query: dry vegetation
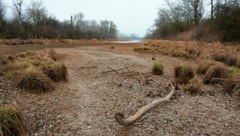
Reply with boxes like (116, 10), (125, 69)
(174, 64), (194, 84)
(0, 40), (240, 135)
(0, 104), (25, 136)
(0, 48), (67, 92)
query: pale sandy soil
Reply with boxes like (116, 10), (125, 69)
(0, 43), (239, 136)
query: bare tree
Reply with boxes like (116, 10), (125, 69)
(0, 0), (5, 34)
(26, 0), (47, 38)
(181, 0), (204, 26)
(0, 0), (4, 22)
(12, 0), (24, 23)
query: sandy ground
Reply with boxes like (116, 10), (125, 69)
(0, 44), (240, 136)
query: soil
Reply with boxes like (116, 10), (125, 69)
(0, 43), (240, 136)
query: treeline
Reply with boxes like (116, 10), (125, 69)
(146, 0), (240, 42)
(0, 0), (117, 39)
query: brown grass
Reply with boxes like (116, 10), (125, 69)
(212, 52), (227, 62)
(225, 55), (237, 66)
(41, 60), (68, 82)
(45, 49), (59, 61)
(0, 104), (25, 136)
(174, 64), (194, 84)
(15, 66), (53, 91)
(236, 58), (240, 68)
(185, 47), (201, 57)
(183, 78), (201, 94)
(222, 78), (240, 95)
(171, 51), (196, 60)
(0, 49), (67, 91)
(203, 64), (228, 84)
(197, 59), (215, 75)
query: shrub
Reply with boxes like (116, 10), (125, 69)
(203, 64), (228, 84)
(174, 64), (194, 84)
(111, 46), (115, 49)
(183, 78), (201, 94)
(197, 59), (215, 75)
(15, 66), (53, 91)
(15, 53), (26, 59)
(0, 104), (25, 136)
(41, 60), (67, 82)
(152, 61), (163, 75)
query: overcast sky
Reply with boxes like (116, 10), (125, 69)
(3, 0), (167, 37)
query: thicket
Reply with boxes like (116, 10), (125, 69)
(146, 0), (240, 42)
(0, 0), (117, 39)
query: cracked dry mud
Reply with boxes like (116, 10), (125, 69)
(0, 45), (240, 136)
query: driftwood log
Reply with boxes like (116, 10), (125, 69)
(115, 82), (178, 126)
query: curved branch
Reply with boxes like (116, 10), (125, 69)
(115, 82), (177, 126)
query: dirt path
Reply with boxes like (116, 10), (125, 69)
(1, 45), (240, 135)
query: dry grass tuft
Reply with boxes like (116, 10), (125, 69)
(197, 59), (215, 75)
(185, 47), (201, 57)
(6, 55), (15, 61)
(0, 104), (25, 136)
(212, 52), (227, 62)
(222, 78), (240, 95)
(45, 49), (59, 61)
(152, 61), (163, 75)
(183, 78), (201, 94)
(203, 64), (228, 84)
(174, 64), (194, 84)
(225, 55), (237, 66)
(15, 66), (53, 91)
(15, 53), (26, 59)
(171, 51), (196, 60)
(41, 60), (68, 82)
(236, 58), (240, 68)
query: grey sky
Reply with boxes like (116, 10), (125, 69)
(3, 0), (166, 37)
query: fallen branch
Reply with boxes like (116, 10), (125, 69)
(114, 82), (178, 126)
(105, 66), (130, 73)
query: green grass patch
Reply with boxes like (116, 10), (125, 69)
(229, 69), (240, 76)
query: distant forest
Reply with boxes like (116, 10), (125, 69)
(0, 0), (118, 39)
(146, 0), (240, 42)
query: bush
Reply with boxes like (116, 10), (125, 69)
(15, 66), (53, 91)
(152, 61), (163, 75)
(0, 104), (25, 136)
(197, 59), (215, 75)
(41, 60), (68, 82)
(203, 64), (228, 84)
(174, 64), (194, 84)
(183, 78), (201, 94)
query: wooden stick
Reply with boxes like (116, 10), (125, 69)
(115, 82), (178, 126)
